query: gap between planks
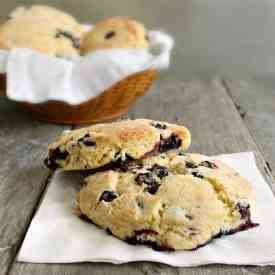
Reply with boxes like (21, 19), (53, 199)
(3, 124), (73, 275)
(8, 78), (275, 275)
(221, 78), (275, 186)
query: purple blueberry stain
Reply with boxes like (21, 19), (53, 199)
(125, 229), (176, 252)
(45, 147), (69, 169)
(191, 171), (204, 179)
(55, 29), (80, 49)
(141, 133), (182, 159)
(150, 164), (169, 179)
(135, 173), (160, 195)
(135, 173), (160, 194)
(185, 161), (197, 169)
(99, 190), (118, 202)
(135, 173), (156, 186)
(145, 182), (161, 195)
(119, 161), (143, 172)
(185, 214), (193, 220)
(105, 30), (116, 39)
(159, 133), (182, 153)
(199, 160), (218, 169)
(151, 122), (167, 130)
(78, 134), (96, 146)
(106, 228), (112, 235)
(235, 202), (250, 219)
(136, 197), (144, 209)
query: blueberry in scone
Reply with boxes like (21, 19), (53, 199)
(76, 152), (258, 251)
(0, 5), (84, 57)
(55, 30), (81, 50)
(45, 119), (191, 171)
(80, 17), (149, 54)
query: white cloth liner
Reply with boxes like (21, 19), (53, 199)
(0, 29), (173, 105)
(18, 152), (275, 266)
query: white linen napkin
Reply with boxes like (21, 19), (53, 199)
(0, 30), (173, 105)
(17, 152), (275, 266)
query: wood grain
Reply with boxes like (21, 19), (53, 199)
(8, 79), (275, 275)
(223, 78), (275, 181)
(0, 2), (274, 274)
(0, 99), (67, 275)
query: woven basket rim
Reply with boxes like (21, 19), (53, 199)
(0, 69), (157, 106)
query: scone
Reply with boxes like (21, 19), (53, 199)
(77, 152), (258, 251)
(81, 17), (149, 54)
(45, 119), (191, 171)
(0, 5), (84, 57)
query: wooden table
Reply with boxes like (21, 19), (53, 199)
(0, 77), (275, 275)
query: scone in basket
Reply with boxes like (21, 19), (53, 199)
(0, 69), (157, 124)
(0, 17), (172, 125)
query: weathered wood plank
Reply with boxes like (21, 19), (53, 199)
(9, 79), (275, 275)
(223, 79), (275, 180)
(0, 99), (68, 275)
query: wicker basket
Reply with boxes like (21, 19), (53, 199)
(0, 70), (157, 124)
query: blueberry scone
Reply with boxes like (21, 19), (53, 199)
(45, 119), (191, 171)
(0, 5), (84, 57)
(81, 17), (149, 54)
(76, 152), (258, 251)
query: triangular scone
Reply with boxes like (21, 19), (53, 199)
(77, 152), (258, 251)
(45, 119), (191, 171)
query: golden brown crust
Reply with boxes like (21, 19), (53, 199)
(0, 5), (84, 56)
(80, 17), (149, 54)
(77, 152), (257, 250)
(45, 119), (191, 171)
